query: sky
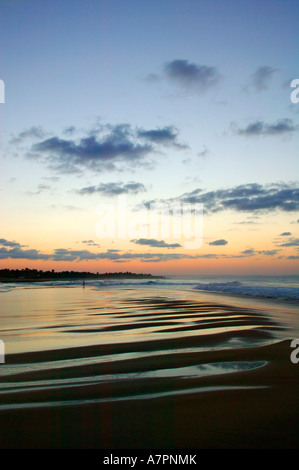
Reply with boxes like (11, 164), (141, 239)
(0, 0), (298, 276)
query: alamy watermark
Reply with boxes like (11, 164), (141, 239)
(0, 340), (4, 363)
(0, 79), (5, 103)
(290, 79), (299, 104)
(290, 339), (299, 364)
(95, 196), (203, 249)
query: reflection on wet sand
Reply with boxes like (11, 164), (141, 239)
(0, 285), (298, 448)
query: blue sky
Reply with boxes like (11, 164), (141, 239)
(0, 0), (298, 274)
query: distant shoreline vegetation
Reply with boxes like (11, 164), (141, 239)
(0, 268), (165, 282)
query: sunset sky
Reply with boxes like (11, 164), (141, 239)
(0, 0), (298, 275)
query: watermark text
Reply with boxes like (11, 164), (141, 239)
(290, 79), (299, 104)
(0, 340), (5, 363)
(95, 196), (203, 249)
(290, 339), (299, 364)
(0, 80), (5, 103)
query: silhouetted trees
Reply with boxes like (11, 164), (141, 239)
(0, 269), (164, 281)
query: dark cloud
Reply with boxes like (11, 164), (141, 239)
(76, 181), (146, 197)
(240, 248), (279, 257)
(163, 59), (222, 91)
(0, 238), (283, 264)
(234, 118), (298, 137)
(280, 232), (291, 236)
(278, 238), (299, 247)
(137, 126), (188, 150)
(32, 137), (151, 174)
(250, 66), (278, 92)
(131, 238), (182, 249)
(208, 239), (228, 246)
(81, 240), (100, 247)
(0, 246), (50, 260)
(23, 122), (189, 174)
(0, 238), (24, 248)
(174, 182), (299, 214)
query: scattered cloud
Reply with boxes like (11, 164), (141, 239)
(208, 239), (228, 246)
(278, 238), (299, 247)
(249, 66), (278, 92)
(10, 126), (47, 144)
(197, 146), (209, 158)
(241, 248), (279, 257)
(173, 182), (299, 214)
(163, 59), (222, 92)
(279, 232), (291, 236)
(145, 182), (299, 215)
(131, 238), (182, 249)
(137, 126), (189, 150)
(0, 245), (50, 260)
(0, 237), (284, 264)
(81, 240), (100, 247)
(0, 238), (24, 248)
(19, 122), (189, 174)
(233, 118), (298, 137)
(76, 181), (146, 197)
(26, 184), (51, 196)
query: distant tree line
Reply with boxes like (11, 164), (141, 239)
(0, 268), (165, 281)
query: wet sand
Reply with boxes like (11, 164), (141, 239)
(0, 286), (298, 448)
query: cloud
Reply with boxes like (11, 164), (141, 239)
(163, 59), (222, 91)
(0, 238), (24, 248)
(250, 66), (278, 92)
(76, 181), (146, 197)
(21, 122), (189, 174)
(0, 238), (219, 263)
(0, 237), (283, 264)
(279, 232), (291, 236)
(81, 240), (100, 247)
(240, 248), (279, 257)
(26, 184), (51, 196)
(278, 238), (299, 247)
(137, 126), (188, 150)
(233, 118), (298, 137)
(131, 238), (182, 249)
(32, 135), (151, 174)
(10, 126), (47, 144)
(208, 239), (228, 246)
(0, 245), (50, 260)
(173, 182), (299, 214)
(197, 146), (209, 158)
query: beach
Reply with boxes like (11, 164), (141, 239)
(0, 278), (298, 448)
